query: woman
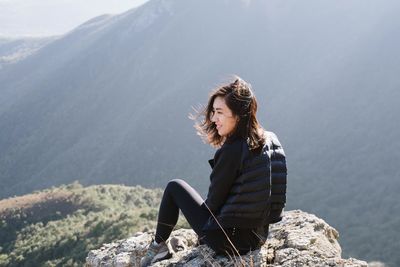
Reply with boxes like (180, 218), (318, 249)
(140, 76), (287, 266)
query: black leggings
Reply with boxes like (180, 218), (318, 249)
(155, 179), (268, 256)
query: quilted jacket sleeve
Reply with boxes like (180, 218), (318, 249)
(268, 131), (287, 224)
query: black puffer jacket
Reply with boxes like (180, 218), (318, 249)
(203, 130), (287, 230)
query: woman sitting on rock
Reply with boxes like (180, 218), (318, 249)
(140, 76), (287, 266)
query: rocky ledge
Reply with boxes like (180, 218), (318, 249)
(86, 210), (367, 267)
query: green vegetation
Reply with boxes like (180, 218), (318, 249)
(0, 181), (190, 267)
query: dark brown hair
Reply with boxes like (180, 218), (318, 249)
(190, 76), (265, 149)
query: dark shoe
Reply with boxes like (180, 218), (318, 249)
(140, 240), (172, 267)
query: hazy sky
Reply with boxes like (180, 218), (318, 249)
(0, 0), (149, 37)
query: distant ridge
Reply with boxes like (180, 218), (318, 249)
(0, 36), (56, 68)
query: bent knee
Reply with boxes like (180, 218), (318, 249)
(166, 178), (187, 190)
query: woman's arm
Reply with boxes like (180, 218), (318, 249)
(204, 141), (242, 214)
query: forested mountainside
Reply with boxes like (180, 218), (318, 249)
(0, 182), (189, 267)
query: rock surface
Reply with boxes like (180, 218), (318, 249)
(86, 210), (368, 266)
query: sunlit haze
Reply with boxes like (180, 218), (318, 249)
(0, 0), (149, 37)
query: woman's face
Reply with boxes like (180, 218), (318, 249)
(211, 96), (239, 137)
